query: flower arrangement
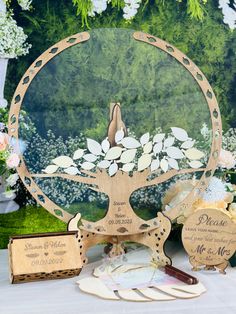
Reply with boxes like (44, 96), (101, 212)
(73, 0), (209, 26)
(0, 0), (32, 58)
(0, 123), (20, 198)
(72, 0), (235, 28)
(0, 12), (31, 58)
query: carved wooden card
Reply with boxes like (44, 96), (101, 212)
(182, 208), (236, 273)
(8, 231), (82, 283)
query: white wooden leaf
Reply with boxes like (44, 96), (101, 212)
(171, 127), (189, 141)
(81, 162), (95, 170)
(83, 154), (97, 162)
(153, 142), (163, 154)
(121, 137), (141, 149)
(64, 166), (79, 175)
(160, 159), (169, 172)
(168, 158), (179, 170)
(122, 163), (135, 172)
(143, 142), (152, 154)
(138, 154), (152, 171)
(87, 138), (102, 155)
(115, 129), (124, 143)
(181, 140), (195, 149)
(166, 146), (185, 159)
(153, 133), (165, 143)
(43, 165), (59, 174)
(101, 138), (110, 153)
(185, 148), (205, 160)
(120, 149), (137, 163)
(188, 160), (203, 169)
(73, 149), (84, 160)
(108, 163), (118, 176)
(164, 137), (175, 147)
(140, 132), (150, 145)
(151, 159), (160, 171)
(52, 156), (75, 168)
(105, 147), (123, 160)
(97, 160), (111, 169)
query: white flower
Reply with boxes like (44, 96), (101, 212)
(218, 149), (236, 169)
(200, 123), (210, 139)
(202, 177), (227, 202)
(6, 173), (19, 187)
(0, 13), (31, 58)
(123, 0), (141, 20)
(89, 0), (108, 16)
(17, 0), (32, 11)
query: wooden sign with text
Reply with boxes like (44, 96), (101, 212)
(182, 208), (236, 274)
(8, 231), (82, 283)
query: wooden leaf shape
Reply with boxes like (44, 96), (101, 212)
(143, 142), (153, 154)
(122, 163), (135, 172)
(115, 129), (124, 143)
(108, 162), (118, 176)
(160, 158), (169, 172)
(87, 138), (102, 155)
(181, 140), (195, 149)
(105, 147), (123, 160)
(166, 146), (185, 159)
(140, 132), (150, 145)
(153, 142), (163, 154)
(120, 149), (137, 163)
(151, 159), (160, 171)
(83, 154), (97, 162)
(97, 160), (111, 169)
(138, 154), (152, 171)
(171, 127), (189, 141)
(64, 166), (79, 175)
(168, 158), (179, 170)
(52, 156), (75, 168)
(101, 138), (110, 153)
(188, 160), (203, 168)
(81, 162), (95, 170)
(185, 148), (205, 160)
(73, 148), (84, 160)
(153, 133), (165, 143)
(43, 165), (59, 174)
(121, 137), (141, 149)
(164, 137), (175, 147)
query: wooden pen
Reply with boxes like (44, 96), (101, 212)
(164, 265), (198, 285)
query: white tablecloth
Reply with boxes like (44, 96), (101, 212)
(1, 244), (236, 314)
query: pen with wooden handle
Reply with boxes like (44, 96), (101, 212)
(164, 265), (198, 285)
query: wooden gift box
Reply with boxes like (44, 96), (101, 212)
(8, 231), (82, 284)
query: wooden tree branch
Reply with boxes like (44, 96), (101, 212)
(31, 173), (97, 186)
(134, 168), (207, 190)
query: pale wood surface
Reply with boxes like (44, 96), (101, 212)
(9, 232), (82, 283)
(182, 208), (236, 274)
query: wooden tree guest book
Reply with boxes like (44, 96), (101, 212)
(8, 28), (222, 275)
(8, 232), (82, 283)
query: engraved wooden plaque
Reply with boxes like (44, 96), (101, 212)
(182, 208), (236, 274)
(8, 231), (82, 283)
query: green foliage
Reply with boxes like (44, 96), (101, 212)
(4, 0), (235, 131)
(0, 205), (67, 249)
(186, 0), (207, 20)
(71, 0), (208, 25)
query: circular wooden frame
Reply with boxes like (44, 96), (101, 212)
(8, 30), (222, 223)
